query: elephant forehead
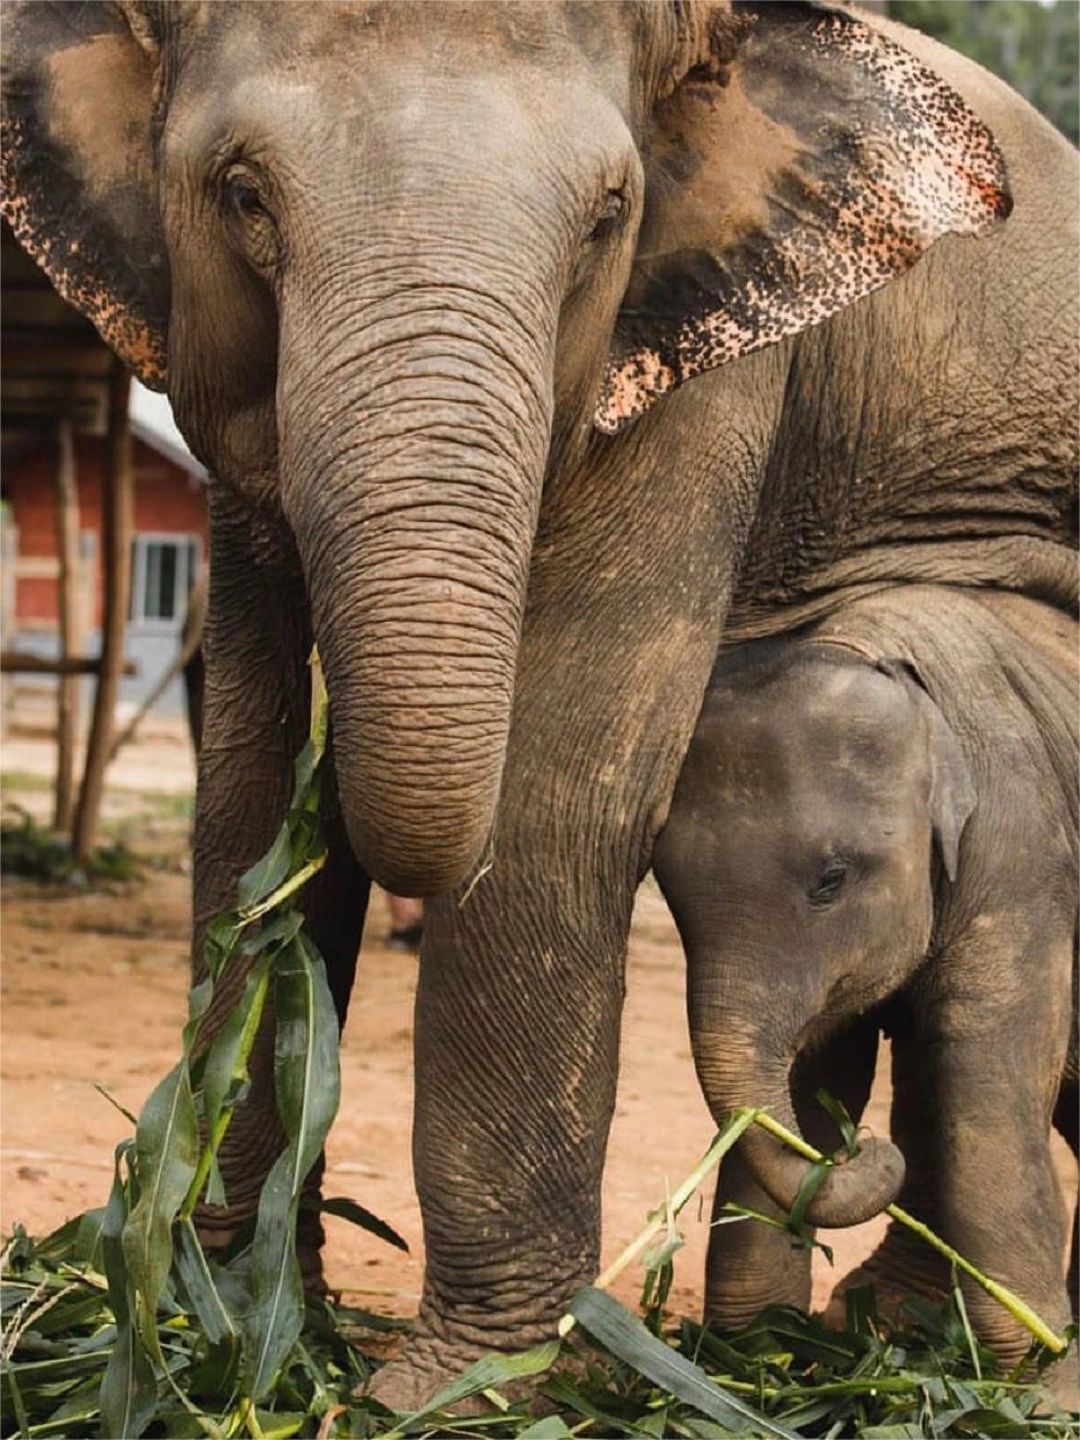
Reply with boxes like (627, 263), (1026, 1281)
(182, 1), (644, 79)
(699, 661), (924, 792)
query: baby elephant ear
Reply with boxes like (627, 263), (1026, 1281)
(595, 0), (1011, 432)
(1, 1), (169, 387)
(881, 659), (977, 884)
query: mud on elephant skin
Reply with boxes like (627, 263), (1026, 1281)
(654, 585), (1077, 1369)
(3, 0), (1076, 1406)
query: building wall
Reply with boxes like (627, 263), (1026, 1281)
(7, 435), (206, 630)
(4, 435), (207, 717)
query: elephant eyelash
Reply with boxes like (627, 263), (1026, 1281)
(807, 859), (850, 908)
(216, 161), (283, 275)
(218, 163), (273, 219)
(586, 187), (629, 244)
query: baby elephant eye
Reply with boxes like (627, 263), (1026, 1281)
(808, 859), (848, 908)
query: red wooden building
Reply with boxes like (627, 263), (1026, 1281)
(4, 421), (207, 712)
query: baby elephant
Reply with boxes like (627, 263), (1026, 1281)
(654, 585), (1077, 1370)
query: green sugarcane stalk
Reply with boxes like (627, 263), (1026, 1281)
(751, 1109), (1068, 1354)
(558, 1108), (757, 1339)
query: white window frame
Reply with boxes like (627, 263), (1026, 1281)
(129, 532), (202, 634)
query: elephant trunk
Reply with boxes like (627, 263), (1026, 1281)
(691, 1004), (905, 1229)
(278, 262), (555, 896)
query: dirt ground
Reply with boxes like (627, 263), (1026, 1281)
(2, 728), (1075, 1330)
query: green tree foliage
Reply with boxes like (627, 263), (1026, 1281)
(889, 0), (1079, 144)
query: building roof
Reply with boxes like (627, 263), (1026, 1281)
(131, 388), (206, 481)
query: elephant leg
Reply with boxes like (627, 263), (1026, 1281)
(844, 995), (952, 1319)
(368, 842), (633, 1406)
(191, 491), (367, 1287)
(704, 1017), (879, 1330)
(1053, 955), (1078, 1320)
(909, 924), (1072, 1371)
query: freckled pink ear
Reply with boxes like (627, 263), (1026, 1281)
(596, 0), (1010, 433)
(1, 1), (169, 386)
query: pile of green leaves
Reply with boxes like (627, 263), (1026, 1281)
(1, 805), (138, 885)
(1, 656), (1074, 1438)
(3, 1215), (1073, 1438)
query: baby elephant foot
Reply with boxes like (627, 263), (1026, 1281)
(824, 1219), (951, 1329)
(1043, 1349), (1079, 1415)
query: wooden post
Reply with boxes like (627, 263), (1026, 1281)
(0, 508), (15, 735)
(52, 416), (81, 833)
(73, 361), (133, 862)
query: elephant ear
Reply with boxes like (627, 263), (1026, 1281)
(595, 0), (1011, 432)
(879, 659), (976, 884)
(1, 1), (168, 387)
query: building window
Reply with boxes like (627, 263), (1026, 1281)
(129, 535), (200, 630)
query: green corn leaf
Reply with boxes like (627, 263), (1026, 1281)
(240, 1151), (304, 1401)
(74, 1208), (108, 1271)
(240, 910), (305, 958)
(236, 822), (293, 909)
(199, 957), (273, 1200)
(173, 1219), (239, 1351)
(787, 1159), (831, 1236)
(240, 937), (340, 1399)
(291, 737), (321, 803)
(318, 1197), (408, 1253)
(251, 1409), (306, 1439)
(568, 1287), (797, 1440)
(515, 1417), (576, 1439)
(121, 1062), (198, 1361)
(202, 913), (242, 985)
(814, 1089), (859, 1159)
(272, 936), (341, 1186)
(99, 1145), (157, 1440)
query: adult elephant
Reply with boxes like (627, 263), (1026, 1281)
(4, 0), (1076, 1405)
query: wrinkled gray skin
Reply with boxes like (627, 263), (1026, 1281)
(655, 585), (1077, 1373)
(3, 0), (1077, 1405)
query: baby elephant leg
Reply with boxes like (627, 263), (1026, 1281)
(832, 996), (954, 1318)
(917, 920), (1073, 1374)
(1053, 998), (1078, 1319)
(704, 1018), (878, 1329)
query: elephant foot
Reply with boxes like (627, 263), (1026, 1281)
(363, 1312), (564, 1415)
(1043, 1348), (1079, 1416)
(363, 1335), (508, 1414)
(705, 1223), (813, 1332)
(705, 1253), (813, 1332)
(823, 1217), (951, 1330)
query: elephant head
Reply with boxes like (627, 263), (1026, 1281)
(653, 642), (976, 1226)
(2, 1), (1006, 895)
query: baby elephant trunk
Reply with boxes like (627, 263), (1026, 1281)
(693, 1023), (905, 1229)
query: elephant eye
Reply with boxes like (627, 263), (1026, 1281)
(586, 187), (628, 244)
(223, 168), (269, 221)
(808, 859), (848, 909)
(220, 165), (281, 274)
